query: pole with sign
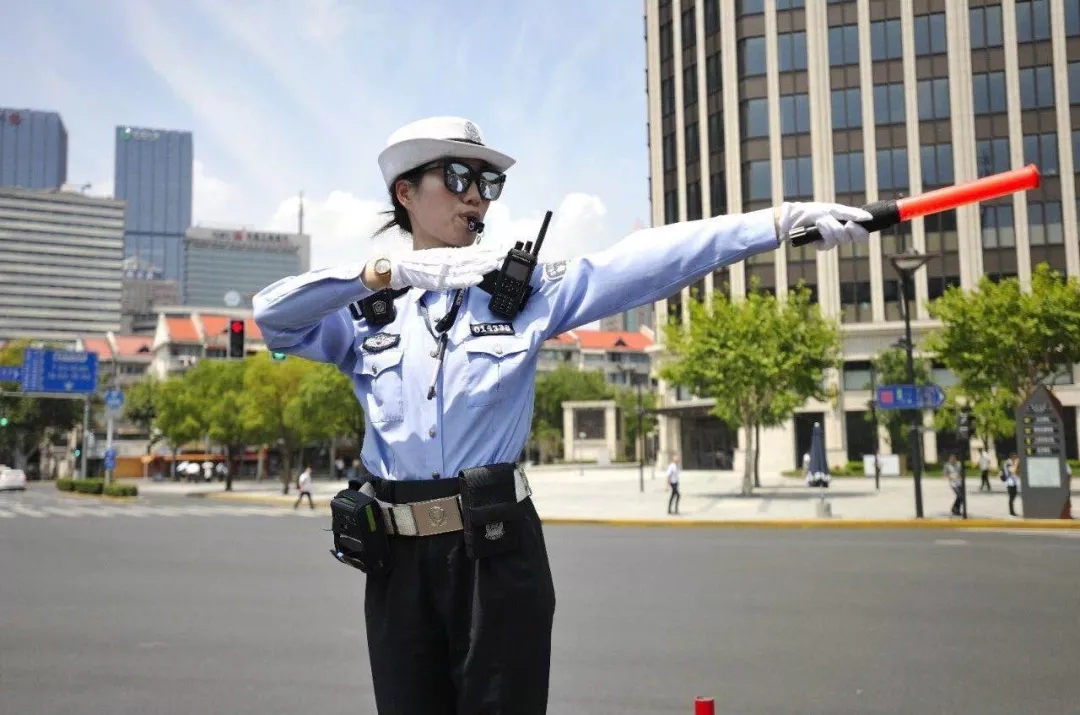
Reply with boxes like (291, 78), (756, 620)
(1016, 385), (1072, 519)
(103, 388), (124, 484)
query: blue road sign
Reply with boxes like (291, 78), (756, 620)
(0, 366), (22, 382)
(104, 388), (125, 412)
(21, 349), (99, 394)
(104, 447), (117, 471)
(875, 384), (946, 410)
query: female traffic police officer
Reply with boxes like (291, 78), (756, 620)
(252, 116), (872, 714)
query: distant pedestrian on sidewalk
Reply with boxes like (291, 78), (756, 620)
(977, 448), (991, 492)
(1002, 453), (1020, 517)
(944, 454), (963, 516)
(294, 465), (314, 510)
(666, 454), (681, 515)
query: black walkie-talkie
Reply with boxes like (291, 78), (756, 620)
(487, 210), (552, 320)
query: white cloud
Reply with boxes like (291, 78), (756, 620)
(191, 159), (243, 225)
(264, 190), (617, 271)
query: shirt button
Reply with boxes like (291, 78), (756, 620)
(428, 427), (437, 438)
(494, 346), (503, 355)
(432, 471), (441, 479)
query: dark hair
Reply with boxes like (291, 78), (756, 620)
(374, 171), (422, 237)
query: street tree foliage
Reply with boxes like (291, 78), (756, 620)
(926, 264), (1080, 443)
(933, 385), (1015, 454)
(287, 363), (365, 453)
(152, 377), (204, 478)
(864, 346), (932, 457)
(184, 359), (251, 491)
(123, 378), (160, 454)
(660, 282), (841, 495)
(0, 341), (86, 470)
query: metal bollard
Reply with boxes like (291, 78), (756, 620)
(694, 696), (715, 715)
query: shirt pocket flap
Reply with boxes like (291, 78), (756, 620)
(356, 348), (404, 376)
(463, 335), (530, 359)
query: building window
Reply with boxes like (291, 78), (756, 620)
(706, 52), (722, 95)
(920, 143), (954, 188)
(870, 19), (902, 62)
(980, 204), (1015, 249)
(877, 148), (909, 192)
(1027, 200), (1064, 246)
(913, 14), (946, 56)
(705, 2), (720, 35)
(1016, 0), (1051, 43)
(741, 98), (770, 138)
(662, 78), (675, 116)
(834, 152), (865, 193)
(976, 138), (1011, 177)
(1071, 62), (1080, 104)
(925, 211), (960, 302)
(843, 361), (874, 391)
(738, 0), (764, 16)
(873, 83), (905, 125)
(1019, 66), (1055, 109)
(973, 72), (1007, 115)
(687, 181), (702, 221)
(683, 65), (698, 107)
(970, 6), (1004, 48)
(660, 22), (673, 60)
(917, 78), (950, 121)
(777, 32), (807, 72)
(831, 87), (862, 129)
(780, 93), (810, 135)
(708, 111), (723, 153)
(1074, 130), (1080, 170)
(1067, 0), (1080, 36)
(664, 189), (678, 224)
(663, 133), (676, 171)
(828, 25), (859, 66)
(1023, 133), (1059, 176)
(744, 160), (772, 202)
(839, 281), (873, 324)
(682, 8), (696, 48)
(783, 156), (814, 199)
(685, 122), (700, 163)
(710, 171), (727, 216)
(776, 0), (805, 9)
(739, 37), (767, 76)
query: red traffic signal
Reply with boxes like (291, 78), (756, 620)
(230, 319), (244, 334)
(228, 319), (246, 358)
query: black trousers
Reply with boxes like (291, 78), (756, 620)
(668, 483), (680, 513)
(294, 491), (313, 509)
(980, 469), (991, 491)
(950, 484), (964, 515)
(363, 477), (557, 715)
(1007, 485), (1019, 516)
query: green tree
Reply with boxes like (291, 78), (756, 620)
(932, 385), (1015, 457)
(241, 352), (316, 493)
(532, 365), (614, 463)
(926, 264), (1080, 402)
(614, 385), (658, 462)
(864, 346), (932, 458)
(0, 341), (84, 471)
(287, 363), (365, 466)
(152, 377), (204, 479)
(185, 359), (252, 491)
(660, 282), (841, 495)
(124, 378), (161, 456)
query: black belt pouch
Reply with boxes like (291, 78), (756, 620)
(329, 488), (393, 575)
(458, 463), (525, 559)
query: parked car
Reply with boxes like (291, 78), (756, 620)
(0, 468), (28, 491)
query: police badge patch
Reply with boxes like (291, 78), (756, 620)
(471, 322), (514, 336)
(361, 333), (401, 353)
(543, 260), (568, 282)
(463, 121), (482, 143)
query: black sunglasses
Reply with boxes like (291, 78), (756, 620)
(416, 160), (506, 201)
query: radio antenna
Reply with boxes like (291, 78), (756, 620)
(531, 211), (553, 256)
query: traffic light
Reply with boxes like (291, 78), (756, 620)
(228, 319), (246, 359)
(0, 416), (8, 428)
(957, 409), (971, 439)
(271, 351), (287, 361)
(73, 447), (81, 459)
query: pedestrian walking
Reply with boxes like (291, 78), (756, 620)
(1002, 452), (1020, 517)
(253, 114), (871, 714)
(977, 448), (991, 492)
(293, 465), (314, 510)
(666, 454), (681, 515)
(944, 453), (964, 516)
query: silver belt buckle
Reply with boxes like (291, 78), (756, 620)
(411, 496), (463, 536)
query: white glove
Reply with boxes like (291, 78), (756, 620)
(776, 202), (873, 251)
(387, 244), (505, 291)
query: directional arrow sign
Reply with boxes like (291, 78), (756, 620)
(875, 384), (946, 410)
(0, 366), (22, 382)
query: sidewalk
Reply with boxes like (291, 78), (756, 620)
(121, 465), (1079, 528)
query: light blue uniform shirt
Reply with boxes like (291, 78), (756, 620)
(252, 209), (778, 481)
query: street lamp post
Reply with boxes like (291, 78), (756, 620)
(889, 250), (934, 518)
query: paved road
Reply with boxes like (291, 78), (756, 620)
(2, 488), (1078, 714)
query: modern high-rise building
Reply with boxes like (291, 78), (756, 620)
(644, 0), (1080, 471)
(0, 108), (68, 190)
(0, 187), (124, 342)
(114, 125), (193, 288)
(182, 226), (310, 309)
(599, 305), (656, 333)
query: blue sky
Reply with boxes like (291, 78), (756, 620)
(1, 0), (650, 268)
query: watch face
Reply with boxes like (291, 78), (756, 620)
(375, 258), (391, 275)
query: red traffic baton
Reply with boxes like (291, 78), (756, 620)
(694, 696), (716, 714)
(789, 164), (1041, 247)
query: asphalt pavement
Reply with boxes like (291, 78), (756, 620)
(2, 485), (1079, 714)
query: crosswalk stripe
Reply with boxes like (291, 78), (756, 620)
(0, 501), (326, 520)
(9, 503), (48, 518)
(0, 507), (15, 518)
(40, 506), (95, 517)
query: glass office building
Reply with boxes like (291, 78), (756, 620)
(183, 227), (306, 309)
(0, 108), (68, 189)
(114, 125), (193, 288)
(645, 0), (1080, 471)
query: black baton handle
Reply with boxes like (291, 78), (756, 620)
(788, 200), (902, 247)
